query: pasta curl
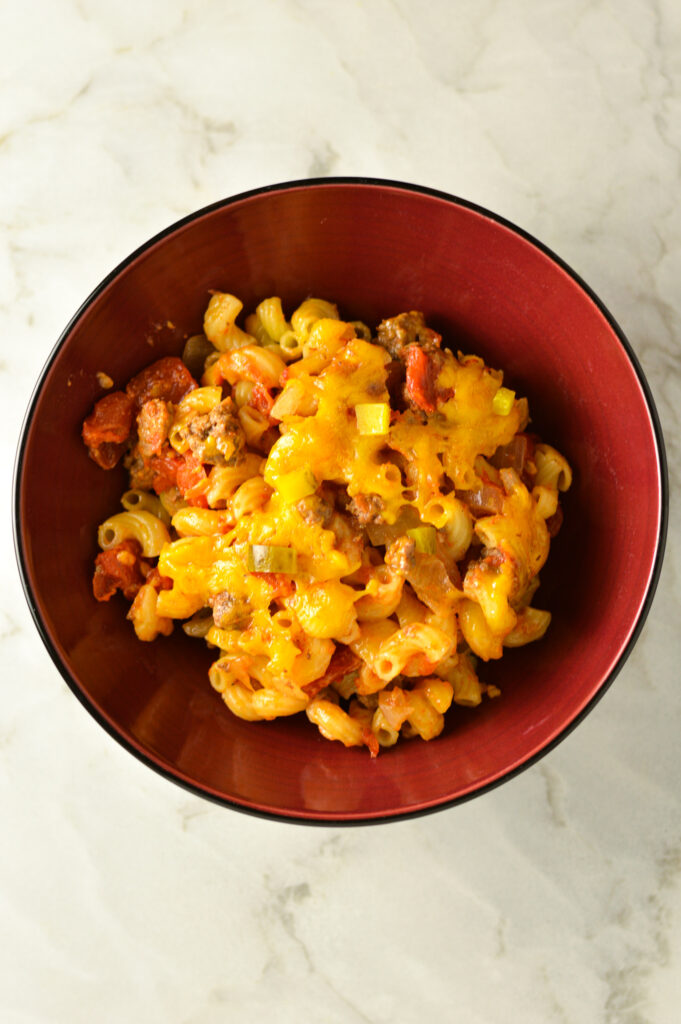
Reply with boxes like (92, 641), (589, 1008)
(85, 292), (571, 753)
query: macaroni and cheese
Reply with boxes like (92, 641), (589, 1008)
(82, 293), (571, 755)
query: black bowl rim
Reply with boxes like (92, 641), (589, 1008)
(12, 176), (669, 826)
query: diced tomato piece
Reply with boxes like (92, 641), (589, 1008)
(186, 491), (210, 508)
(176, 451), (210, 506)
(326, 646), (361, 684)
(149, 448), (183, 494)
(176, 451), (205, 493)
(92, 540), (146, 602)
(249, 381), (274, 416)
(126, 357), (197, 409)
(301, 678), (328, 700)
(302, 647), (360, 698)
(82, 391), (135, 468)
(405, 345), (437, 413)
(82, 391), (134, 445)
(88, 441), (127, 470)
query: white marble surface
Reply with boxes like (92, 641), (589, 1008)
(2, 0), (680, 1021)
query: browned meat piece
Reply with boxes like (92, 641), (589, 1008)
(376, 311), (441, 361)
(296, 494), (334, 526)
(137, 399), (173, 457)
(125, 449), (156, 491)
(385, 535), (416, 577)
(347, 493), (385, 526)
(124, 444), (182, 493)
(210, 590), (251, 628)
(185, 398), (245, 466)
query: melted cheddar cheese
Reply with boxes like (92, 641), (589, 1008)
(87, 294), (571, 755)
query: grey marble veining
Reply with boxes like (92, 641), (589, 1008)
(1, 1), (680, 1021)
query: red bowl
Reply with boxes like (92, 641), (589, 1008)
(13, 179), (668, 823)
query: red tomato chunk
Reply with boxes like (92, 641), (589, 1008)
(92, 540), (147, 602)
(82, 391), (135, 469)
(126, 357), (197, 408)
(405, 346), (438, 413)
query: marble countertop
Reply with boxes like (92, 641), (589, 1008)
(2, 1), (680, 1021)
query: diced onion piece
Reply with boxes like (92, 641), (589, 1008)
(355, 402), (390, 435)
(459, 484), (504, 517)
(406, 526), (437, 554)
(274, 467), (317, 503)
(492, 387), (515, 416)
(247, 544), (298, 574)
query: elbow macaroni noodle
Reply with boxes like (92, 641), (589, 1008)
(86, 292), (571, 755)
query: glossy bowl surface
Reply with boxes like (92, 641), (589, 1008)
(14, 178), (667, 823)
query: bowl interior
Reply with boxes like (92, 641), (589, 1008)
(16, 182), (665, 821)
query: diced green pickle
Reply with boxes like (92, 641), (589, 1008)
(406, 526), (437, 554)
(247, 544), (298, 574)
(275, 467), (317, 503)
(181, 333), (216, 379)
